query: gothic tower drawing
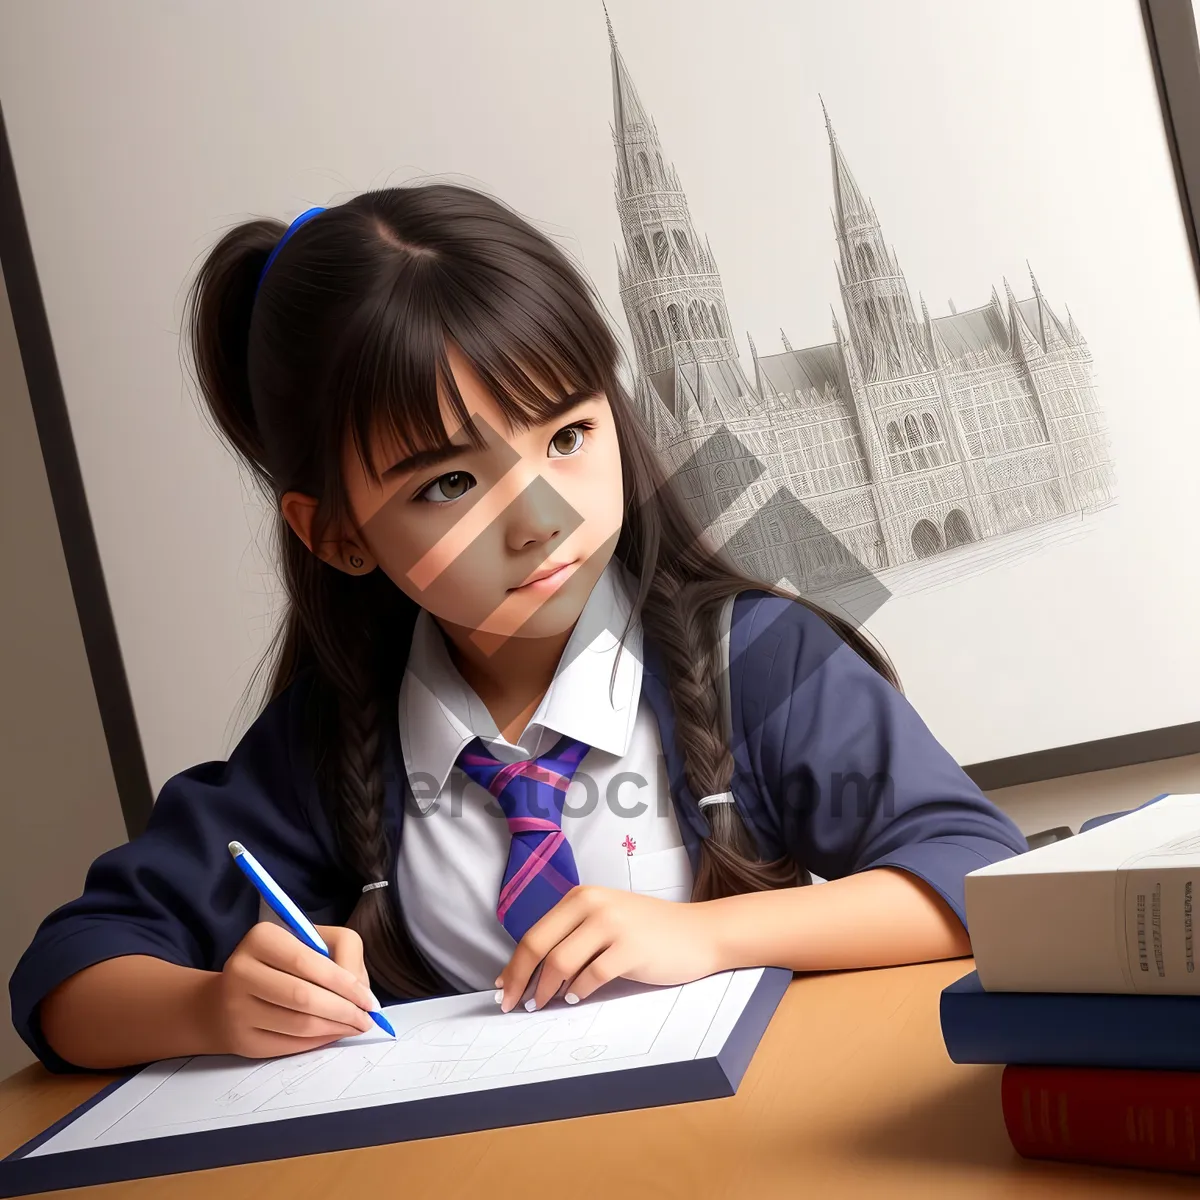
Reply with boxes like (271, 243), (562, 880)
(823, 105), (983, 567)
(827, 103), (929, 385)
(604, 16), (1117, 594)
(608, 9), (751, 426)
(607, 10), (817, 587)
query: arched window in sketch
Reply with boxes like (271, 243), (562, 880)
(637, 313), (653, 356)
(944, 508), (974, 548)
(647, 308), (665, 347)
(656, 152), (667, 180)
(667, 303), (686, 342)
(921, 411), (946, 465)
(653, 230), (671, 271)
(710, 304), (725, 338)
(688, 301), (707, 339)
(904, 414), (929, 470)
(886, 421), (912, 474)
(637, 151), (653, 187)
(911, 518), (943, 559)
(858, 242), (879, 276)
(633, 234), (653, 275)
(672, 230), (696, 271)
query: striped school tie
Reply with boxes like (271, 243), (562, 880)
(456, 733), (591, 944)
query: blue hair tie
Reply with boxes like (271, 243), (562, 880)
(255, 206), (326, 296)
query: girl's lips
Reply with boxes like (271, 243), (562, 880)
(511, 560), (579, 592)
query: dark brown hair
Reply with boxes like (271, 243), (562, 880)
(184, 183), (897, 999)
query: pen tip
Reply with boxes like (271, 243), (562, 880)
(228, 841), (244, 857)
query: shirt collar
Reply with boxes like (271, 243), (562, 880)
(398, 559), (643, 797)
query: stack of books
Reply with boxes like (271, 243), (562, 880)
(941, 792), (1200, 1176)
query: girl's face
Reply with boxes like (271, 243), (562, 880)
(323, 344), (625, 644)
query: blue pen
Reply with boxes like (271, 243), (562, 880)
(227, 841), (396, 1038)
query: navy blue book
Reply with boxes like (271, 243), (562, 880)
(0, 968), (789, 1198)
(941, 969), (1200, 1070)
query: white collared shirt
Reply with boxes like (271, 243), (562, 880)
(395, 562), (694, 992)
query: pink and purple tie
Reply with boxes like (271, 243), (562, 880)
(455, 733), (591, 943)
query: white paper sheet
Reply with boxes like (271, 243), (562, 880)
(28, 969), (764, 1156)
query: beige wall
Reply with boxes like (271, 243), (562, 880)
(985, 753), (1200, 839)
(0, 263), (127, 1078)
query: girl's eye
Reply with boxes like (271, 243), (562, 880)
(416, 421), (592, 502)
(418, 471), (474, 505)
(549, 421), (592, 458)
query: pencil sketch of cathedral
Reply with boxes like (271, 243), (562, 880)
(603, 16), (1117, 596)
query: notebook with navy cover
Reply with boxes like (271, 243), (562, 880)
(0, 967), (790, 1198)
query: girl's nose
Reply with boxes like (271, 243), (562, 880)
(504, 473), (578, 552)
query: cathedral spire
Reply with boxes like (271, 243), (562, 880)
(780, 328), (793, 352)
(607, 8), (753, 419)
(1004, 276), (1042, 358)
(823, 99), (874, 234)
(747, 330), (765, 399)
(826, 103), (927, 381)
(606, 7), (652, 193)
(990, 285), (1005, 323)
(1028, 263), (1070, 350)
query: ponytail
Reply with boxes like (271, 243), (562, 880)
(183, 220), (280, 483)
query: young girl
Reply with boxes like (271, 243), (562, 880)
(11, 185), (1027, 1072)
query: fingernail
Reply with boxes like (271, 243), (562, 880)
(366, 990), (383, 1012)
(524, 998), (537, 1012)
(565, 993), (579, 1005)
(493, 990), (504, 1004)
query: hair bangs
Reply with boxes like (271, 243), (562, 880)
(324, 259), (479, 496)
(439, 278), (612, 435)
(329, 241), (617, 500)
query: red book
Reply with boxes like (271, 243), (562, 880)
(1002, 1065), (1200, 1175)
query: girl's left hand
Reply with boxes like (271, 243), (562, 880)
(495, 886), (724, 1013)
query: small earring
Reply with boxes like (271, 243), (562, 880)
(349, 554), (364, 570)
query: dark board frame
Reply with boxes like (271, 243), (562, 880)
(0, 2), (1198, 837)
(0, 105), (154, 838)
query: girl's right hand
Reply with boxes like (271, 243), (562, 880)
(206, 921), (378, 1059)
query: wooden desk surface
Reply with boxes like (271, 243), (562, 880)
(1, 959), (1194, 1199)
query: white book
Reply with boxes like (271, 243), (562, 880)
(966, 793), (1200, 993)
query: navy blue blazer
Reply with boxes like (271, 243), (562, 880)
(9, 591), (1027, 1072)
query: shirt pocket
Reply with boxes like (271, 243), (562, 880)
(627, 846), (693, 903)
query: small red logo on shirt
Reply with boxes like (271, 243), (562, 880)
(622, 835), (636, 856)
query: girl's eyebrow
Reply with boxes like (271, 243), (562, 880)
(382, 389), (597, 479)
(383, 438), (473, 481)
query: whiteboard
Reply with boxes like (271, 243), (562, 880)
(1, 0), (1197, 792)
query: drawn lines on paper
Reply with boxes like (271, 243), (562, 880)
(86, 980), (709, 1143)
